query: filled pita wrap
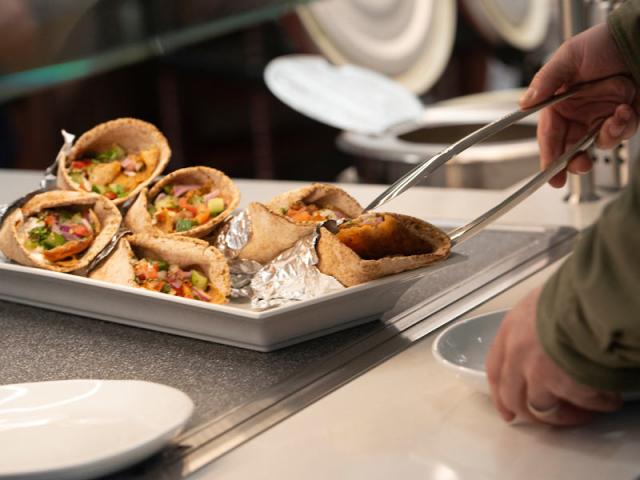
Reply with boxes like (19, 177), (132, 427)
(267, 183), (363, 222)
(231, 183), (364, 263)
(58, 118), (170, 206)
(125, 166), (239, 238)
(90, 233), (230, 304)
(0, 191), (122, 273)
(316, 212), (451, 287)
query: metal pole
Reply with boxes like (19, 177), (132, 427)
(561, 0), (600, 203)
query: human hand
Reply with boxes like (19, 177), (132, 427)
(485, 288), (623, 426)
(520, 23), (640, 188)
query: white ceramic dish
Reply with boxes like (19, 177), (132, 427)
(432, 310), (504, 395)
(0, 379), (193, 480)
(432, 310), (640, 401)
(0, 252), (456, 352)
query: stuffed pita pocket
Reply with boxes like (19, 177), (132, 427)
(0, 191), (122, 273)
(267, 183), (363, 223)
(230, 184), (364, 264)
(58, 118), (170, 206)
(125, 166), (239, 238)
(316, 212), (451, 286)
(90, 233), (230, 304)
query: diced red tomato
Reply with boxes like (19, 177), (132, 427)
(104, 191), (117, 200)
(146, 267), (158, 280)
(72, 225), (90, 237)
(71, 160), (92, 170)
(44, 215), (55, 227)
(178, 197), (198, 215)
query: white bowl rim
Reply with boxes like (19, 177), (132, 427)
(431, 309), (508, 379)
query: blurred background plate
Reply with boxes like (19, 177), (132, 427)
(460, 0), (552, 50)
(295, 0), (456, 94)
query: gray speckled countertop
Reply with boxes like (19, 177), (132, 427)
(0, 300), (380, 427)
(0, 227), (568, 430)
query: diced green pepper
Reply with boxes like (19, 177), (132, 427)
(190, 270), (208, 290)
(108, 183), (127, 198)
(147, 205), (156, 216)
(92, 184), (107, 195)
(155, 195), (176, 210)
(28, 226), (49, 244)
(96, 145), (125, 162)
(207, 198), (225, 216)
(42, 232), (66, 250)
(157, 260), (169, 271)
(175, 219), (197, 232)
(161, 283), (172, 294)
(70, 172), (84, 185)
(189, 195), (204, 205)
(163, 184), (173, 195)
(24, 239), (39, 250)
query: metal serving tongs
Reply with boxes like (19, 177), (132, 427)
(363, 77), (616, 245)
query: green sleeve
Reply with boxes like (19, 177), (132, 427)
(537, 162), (640, 392)
(608, 0), (640, 85)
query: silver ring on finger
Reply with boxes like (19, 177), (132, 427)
(527, 399), (560, 419)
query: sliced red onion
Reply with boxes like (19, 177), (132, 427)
(173, 184), (200, 198)
(203, 190), (220, 203)
(80, 218), (93, 233)
(120, 156), (135, 171)
(53, 223), (80, 241)
(192, 287), (211, 302)
(169, 279), (182, 289)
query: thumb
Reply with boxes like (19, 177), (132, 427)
(520, 42), (578, 108)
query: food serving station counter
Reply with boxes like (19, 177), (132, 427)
(2, 169), (636, 480)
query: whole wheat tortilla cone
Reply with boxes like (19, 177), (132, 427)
(234, 202), (316, 263)
(90, 233), (230, 303)
(125, 166), (240, 238)
(58, 118), (171, 206)
(267, 183), (363, 220)
(316, 213), (451, 287)
(0, 190), (122, 273)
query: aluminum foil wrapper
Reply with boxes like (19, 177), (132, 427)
(250, 232), (344, 309)
(215, 209), (344, 308)
(214, 210), (263, 299)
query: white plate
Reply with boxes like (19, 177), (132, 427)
(0, 253), (452, 352)
(264, 55), (423, 135)
(0, 379), (193, 480)
(432, 310), (640, 401)
(432, 310), (504, 395)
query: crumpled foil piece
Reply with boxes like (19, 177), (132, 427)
(214, 210), (262, 299)
(214, 208), (344, 308)
(250, 232), (344, 309)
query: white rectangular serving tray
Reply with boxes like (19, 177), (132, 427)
(0, 254), (456, 351)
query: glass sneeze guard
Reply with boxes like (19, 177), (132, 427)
(0, 0), (310, 103)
